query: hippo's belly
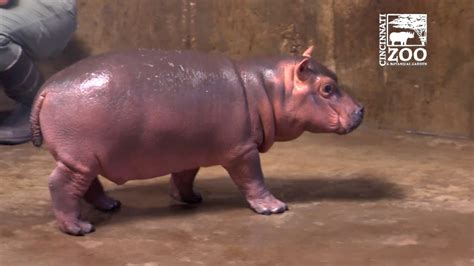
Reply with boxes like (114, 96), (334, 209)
(96, 123), (253, 184)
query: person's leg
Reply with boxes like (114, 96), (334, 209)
(0, 0), (77, 60)
(0, 36), (42, 144)
(0, 0), (76, 144)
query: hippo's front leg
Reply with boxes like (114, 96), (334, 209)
(224, 150), (288, 215)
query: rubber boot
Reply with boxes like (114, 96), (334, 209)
(0, 40), (43, 145)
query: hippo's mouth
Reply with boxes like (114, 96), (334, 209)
(336, 126), (351, 135)
(328, 105), (346, 134)
(334, 110), (353, 135)
(324, 104), (359, 135)
(335, 119), (349, 135)
(336, 114), (363, 135)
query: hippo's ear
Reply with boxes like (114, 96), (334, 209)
(295, 58), (312, 83)
(302, 46), (314, 57)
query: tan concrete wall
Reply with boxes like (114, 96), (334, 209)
(33, 0), (473, 139)
(331, 0), (473, 139)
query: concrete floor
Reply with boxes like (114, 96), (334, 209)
(0, 127), (472, 265)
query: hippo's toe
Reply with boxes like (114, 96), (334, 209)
(248, 195), (289, 215)
(92, 195), (122, 212)
(59, 219), (95, 236)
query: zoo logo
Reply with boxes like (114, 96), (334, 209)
(379, 14), (427, 66)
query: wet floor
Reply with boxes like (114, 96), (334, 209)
(0, 127), (472, 265)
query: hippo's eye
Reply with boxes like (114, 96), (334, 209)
(321, 84), (334, 96)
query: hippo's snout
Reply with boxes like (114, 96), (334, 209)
(338, 105), (364, 135)
(353, 106), (364, 125)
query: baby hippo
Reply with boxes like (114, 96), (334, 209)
(31, 46), (363, 235)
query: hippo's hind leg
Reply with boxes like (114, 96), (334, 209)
(48, 162), (96, 236)
(84, 177), (121, 212)
(169, 168), (202, 204)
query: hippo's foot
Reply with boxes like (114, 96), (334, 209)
(84, 177), (121, 212)
(57, 218), (95, 236)
(90, 195), (122, 212)
(170, 168), (202, 204)
(247, 194), (288, 215)
(170, 189), (203, 204)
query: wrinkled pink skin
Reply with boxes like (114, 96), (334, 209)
(31, 47), (363, 235)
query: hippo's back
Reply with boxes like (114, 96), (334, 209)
(43, 49), (238, 94)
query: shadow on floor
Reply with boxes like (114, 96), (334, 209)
(87, 175), (405, 226)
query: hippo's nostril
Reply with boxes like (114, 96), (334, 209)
(354, 106), (364, 116)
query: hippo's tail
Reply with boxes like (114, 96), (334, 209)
(30, 91), (46, 147)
